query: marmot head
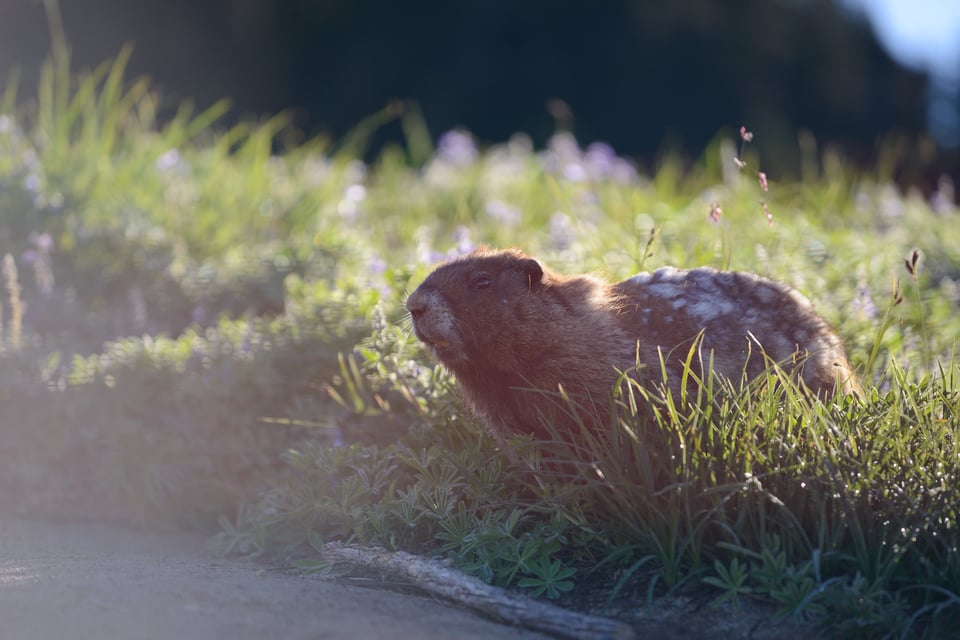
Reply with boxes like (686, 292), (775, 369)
(406, 249), (545, 372)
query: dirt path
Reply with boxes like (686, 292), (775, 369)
(0, 518), (552, 640)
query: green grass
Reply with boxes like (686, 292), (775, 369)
(2, 46), (959, 638)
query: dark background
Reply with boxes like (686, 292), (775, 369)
(0, 0), (955, 181)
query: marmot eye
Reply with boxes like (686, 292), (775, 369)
(472, 275), (492, 290)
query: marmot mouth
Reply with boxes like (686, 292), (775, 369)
(413, 328), (450, 350)
(419, 335), (461, 362)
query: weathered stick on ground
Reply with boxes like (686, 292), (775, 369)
(322, 542), (635, 640)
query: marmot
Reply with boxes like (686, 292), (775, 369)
(406, 248), (860, 440)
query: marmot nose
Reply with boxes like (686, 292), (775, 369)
(406, 291), (427, 318)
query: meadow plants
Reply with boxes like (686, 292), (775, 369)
(2, 46), (960, 637)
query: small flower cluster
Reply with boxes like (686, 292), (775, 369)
(420, 128), (629, 260)
(930, 175), (956, 214)
(2, 253), (22, 349)
(21, 232), (55, 297)
(427, 128), (638, 189)
(709, 202), (722, 223)
(711, 126), (773, 225)
(422, 130), (479, 190)
(0, 114), (55, 209)
(538, 132), (637, 184)
(415, 225), (477, 266)
(850, 272), (878, 321)
(364, 254), (392, 298)
(436, 129), (479, 168)
(155, 148), (186, 174)
(483, 199), (522, 227)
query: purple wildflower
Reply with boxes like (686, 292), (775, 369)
(850, 280), (878, 321)
(454, 226), (475, 254)
(584, 142), (615, 178)
(30, 232), (53, 252)
(436, 129), (478, 167)
(484, 200), (522, 226)
(931, 175), (955, 213)
(337, 183), (367, 220)
(155, 149), (184, 173)
(550, 212), (575, 250)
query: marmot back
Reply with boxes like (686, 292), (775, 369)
(406, 248), (859, 441)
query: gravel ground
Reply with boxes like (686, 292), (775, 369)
(0, 518), (552, 640)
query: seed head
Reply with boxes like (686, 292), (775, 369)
(904, 249), (921, 276)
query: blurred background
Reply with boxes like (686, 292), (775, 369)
(0, 0), (957, 182)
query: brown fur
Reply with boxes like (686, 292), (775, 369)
(406, 248), (859, 440)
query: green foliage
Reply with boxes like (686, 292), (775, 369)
(1, 289), (367, 525)
(3, 44), (960, 638)
(703, 557), (752, 610)
(516, 556), (577, 600)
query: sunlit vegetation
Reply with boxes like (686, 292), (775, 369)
(2, 49), (959, 638)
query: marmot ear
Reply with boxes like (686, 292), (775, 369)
(522, 259), (544, 291)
